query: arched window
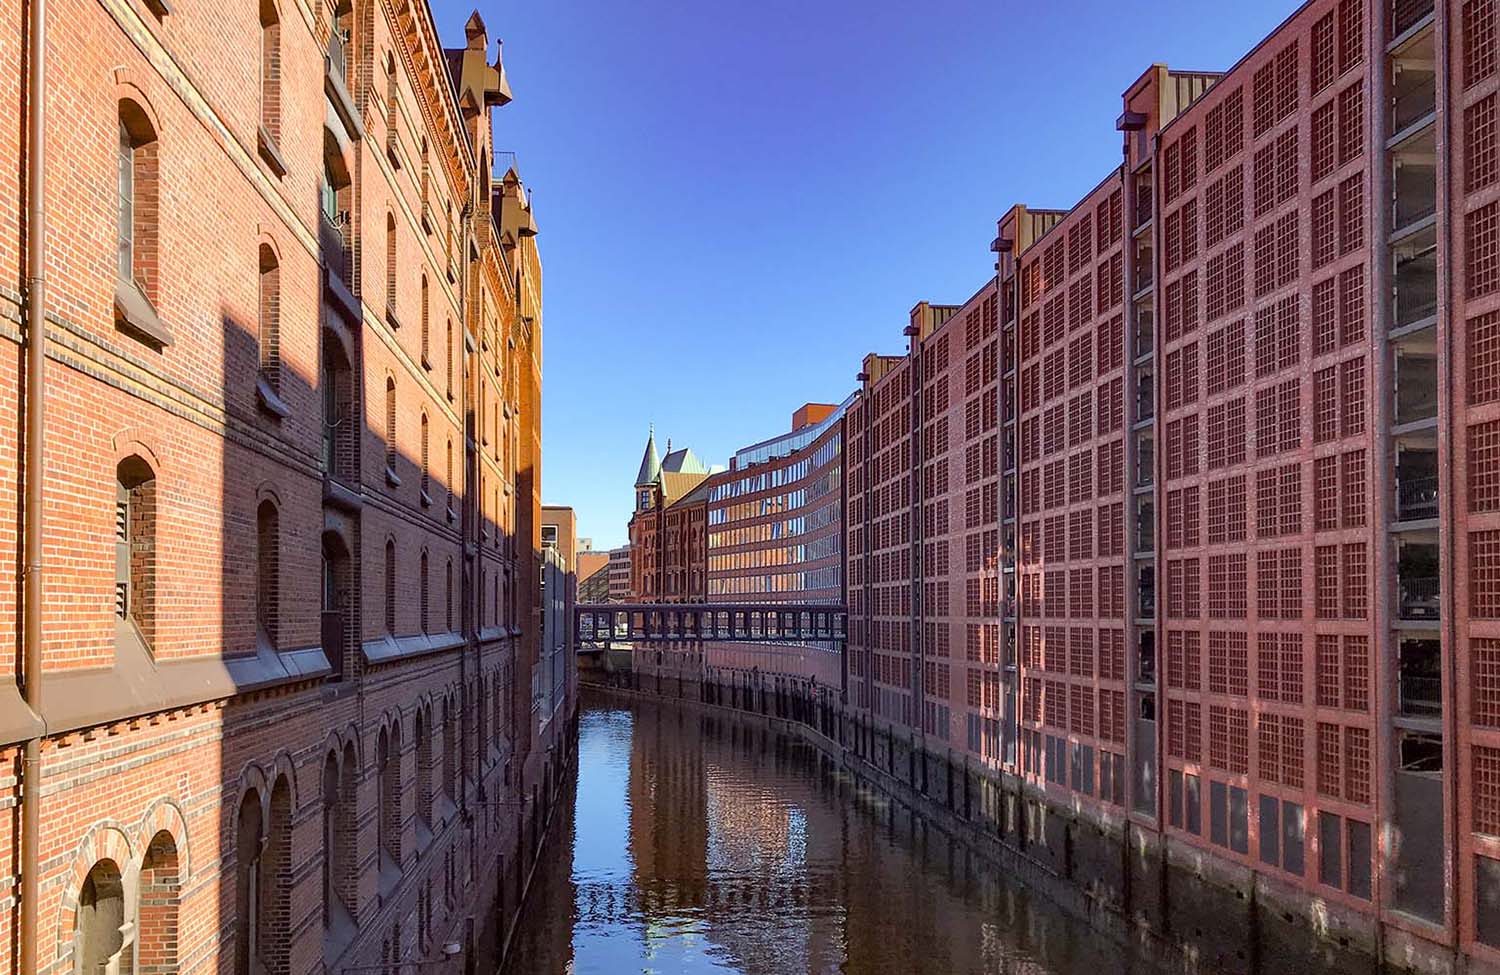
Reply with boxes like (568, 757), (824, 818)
(116, 99), (167, 345)
(384, 377), (397, 474)
(321, 530), (351, 681)
(419, 550), (429, 634)
(74, 860), (127, 975)
(415, 708), (433, 830)
(445, 559), (453, 632)
(116, 455), (157, 651)
(233, 794), (262, 975)
(445, 318), (454, 397)
(384, 539), (396, 634)
(385, 212), (398, 323)
(378, 723), (402, 869)
(258, 244), (281, 396)
(259, 0), (281, 144)
(321, 754), (338, 931)
(138, 832), (180, 975)
(419, 273), (430, 366)
(442, 697), (457, 803)
(445, 438), (454, 514)
(322, 332), (354, 481)
(420, 411), (430, 500)
(257, 499), (279, 650)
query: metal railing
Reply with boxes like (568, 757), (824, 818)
(1398, 672), (1442, 717)
(1393, 243), (1438, 328)
(1398, 575), (1440, 620)
(1392, 69), (1436, 134)
(1396, 474), (1439, 521)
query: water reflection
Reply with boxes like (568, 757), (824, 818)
(505, 690), (1155, 975)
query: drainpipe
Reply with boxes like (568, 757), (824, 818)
(20, 0), (47, 967)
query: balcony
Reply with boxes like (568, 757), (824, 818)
(1134, 179), (1154, 231)
(1133, 241), (1155, 294)
(1393, 332), (1438, 425)
(1136, 371), (1155, 423)
(1137, 565), (1156, 620)
(1397, 538), (1440, 620)
(1390, 30), (1436, 136)
(1391, 126), (1437, 232)
(1134, 307), (1155, 359)
(1392, 226), (1438, 330)
(1135, 497), (1155, 553)
(1395, 437), (1439, 521)
(1137, 631), (1157, 686)
(1135, 430), (1155, 488)
(1398, 637), (1442, 718)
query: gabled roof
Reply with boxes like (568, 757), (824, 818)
(661, 446), (706, 476)
(660, 471), (709, 506)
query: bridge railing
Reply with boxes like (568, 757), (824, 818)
(574, 603), (847, 647)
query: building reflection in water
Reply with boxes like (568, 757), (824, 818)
(505, 690), (1157, 975)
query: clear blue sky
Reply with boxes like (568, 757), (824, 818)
(434, 0), (1295, 549)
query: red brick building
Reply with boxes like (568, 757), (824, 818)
(843, 0), (1500, 968)
(0, 0), (567, 973)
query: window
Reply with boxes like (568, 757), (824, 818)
(445, 318), (454, 398)
(116, 455), (157, 651)
(442, 697), (457, 801)
(384, 539), (396, 634)
(419, 550), (429, 633)
(420, 412), (430, 502)
(137, 832), (181, 973)
(235, 780), (290, 975)
(256, 500), (278, 650)
(446, 438), (454, 514)
(259, 0), (281, 148)
(420, 273), (430, 366)
(384, 377), (398, 475)
(116, 100), (168, 345)
(320, 750), (357, 940)
(75, 861), (128, 975)
(386, 214), (399, 323)
(377, 726), (402, 871)
(445, 559), (454, 631)
(415, 708), (433, 829)
(257, 244), (283, 401)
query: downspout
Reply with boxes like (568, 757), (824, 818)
(20, 0), (47, 966)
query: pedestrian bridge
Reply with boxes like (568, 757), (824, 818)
(574, 603), (846, 649)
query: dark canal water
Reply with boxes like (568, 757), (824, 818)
(506, 690), (1156, 975)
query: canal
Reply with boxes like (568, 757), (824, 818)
(506, 690), (1158, 974)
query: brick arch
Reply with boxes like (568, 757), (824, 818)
(110, 430), (163, 473)
(55, 822), (137, 967)
(268, 749), (299, 810)
(134, 797), (192, 882)
(112, 72), (162, 139)
(235, 761), (271, 822)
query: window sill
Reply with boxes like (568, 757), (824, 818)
(257, 126), (288, 178)
(323, 476), (362, 512)
(256, 374), (291, 418)
(386, 135), (402, 170)
(421, 204), (434, 235)
(421, 352), (432, 371)
(386, 305), (402, 331)
(420, 488), (433, 508)
(446, 504), (457, 524)
(386, 466), (402, 488)
(115, 278), (172, 348)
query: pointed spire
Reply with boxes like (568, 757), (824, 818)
(635, 425), (662, 487)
